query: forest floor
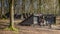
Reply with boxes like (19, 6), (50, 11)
(0, 19), (60, 34)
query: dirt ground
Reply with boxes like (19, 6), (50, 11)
(0, 26), (60, 34)
(0, 19), (60, 34)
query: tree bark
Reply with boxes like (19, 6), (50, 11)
(0, 0), (4, 19)
(9, 0), (14, 28)
(58, 0), (60, 16)
(37, 0), (41, 14)
(30, 0), (34, 14)
(0, 0), (2, 18)
(22, 0), (25, 13)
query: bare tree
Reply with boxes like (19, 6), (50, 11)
(0, 0), (4, 19)
(0, 0), (2, 18)
(7, 0), (17, 31)
(37, 0), (41, 14)
(29, 0), (34, 14)
(58, 0), (60, 16)
(22, 0), (25, 13)
(0, 0), (7, 19)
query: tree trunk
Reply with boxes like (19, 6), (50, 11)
(30, 0), (34, 14)
(7, 0), (17, 31)
(0, 0), (4, 19)
(37, 0), (41, 14)
(0, 0), (7, 19)
(1, 0), (4, 15)
(22, 0), (25, 13)
(9, 0), (14, 28)
(0, 0), (2, 18)
(59, 0), (60, 16)
(5, 0), (18, 31)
